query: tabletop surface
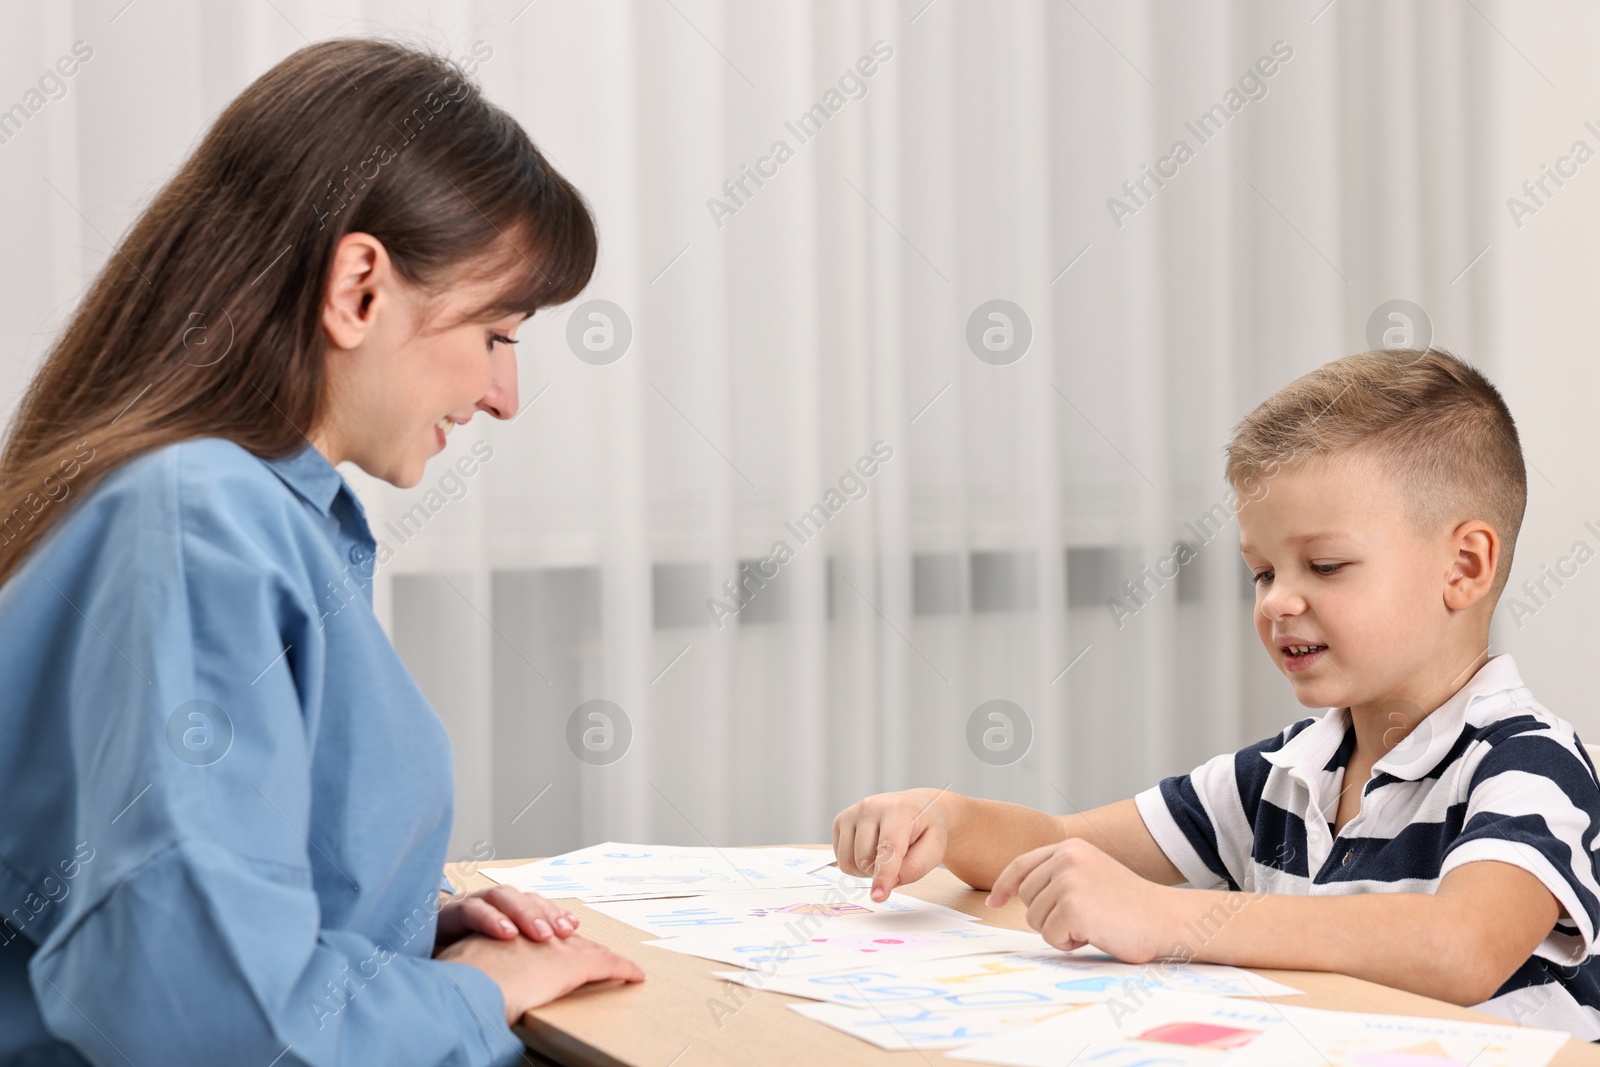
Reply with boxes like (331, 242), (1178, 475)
(444, 849), (1600, 1066)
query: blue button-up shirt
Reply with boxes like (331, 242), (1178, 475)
(0, 437), (519, 1066)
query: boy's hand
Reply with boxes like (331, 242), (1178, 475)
(986, 838), (1173, 963)
(435, 885), (580, 951)
(833, 787), (955, 902)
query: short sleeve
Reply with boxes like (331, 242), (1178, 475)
(1440, 726), (1600, 966)
(1134, 719), (1316, 892)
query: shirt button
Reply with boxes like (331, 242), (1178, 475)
(1341, 849), (1354, 866)
(348, 544), (370, 565)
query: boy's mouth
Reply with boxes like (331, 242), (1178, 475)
(1280, 643), (1327, 673)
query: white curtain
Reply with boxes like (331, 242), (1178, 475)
(6, 0), (1546, 867)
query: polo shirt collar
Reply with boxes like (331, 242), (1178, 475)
(1260, 653), (1526, 782)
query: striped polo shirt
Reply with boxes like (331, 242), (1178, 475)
(1134, 653), (1600, 1040)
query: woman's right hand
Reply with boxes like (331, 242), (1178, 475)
(438, 930), (646, 1025)
(832, 787), (959, 902)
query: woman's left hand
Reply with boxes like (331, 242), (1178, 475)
(434, 885), (581, 953)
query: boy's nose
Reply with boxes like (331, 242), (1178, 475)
(1259, 590), (1304, 620)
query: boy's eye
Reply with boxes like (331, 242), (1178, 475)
(487, 331), (519, 351)
(1250, 563), (1344, 587)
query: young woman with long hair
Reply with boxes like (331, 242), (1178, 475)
(0, 36), (643, 1066)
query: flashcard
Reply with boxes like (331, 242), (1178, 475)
(1226, 1004), (1569, 1067)
(586, 882), (976, 937)
(746, 847), (840, 874)
(787, 1001), (1090, 1051)
(947, 991), (1570, 1067)
(482, 842), (830, 901)
(646, 922), (1047, 976)
(714, 947), (1301, 1009)
(946, 991), (1289, 1066)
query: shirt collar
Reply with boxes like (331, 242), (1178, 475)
(260, 441), (346, 515)
(1261, 653), (1528, 782)
(259, 441), (373, 533)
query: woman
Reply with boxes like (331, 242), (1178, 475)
(0, 37), (643, 1066)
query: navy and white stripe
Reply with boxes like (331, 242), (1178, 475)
(1134, 653), (1600, 1040)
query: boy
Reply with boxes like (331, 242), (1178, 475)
(833, 349), (1600, 1039)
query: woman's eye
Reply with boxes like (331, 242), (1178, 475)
(487, 332), (518, 351)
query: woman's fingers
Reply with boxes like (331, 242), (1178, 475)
(480, 887), (580, 940)
(451, 896), (523, 939)
(575, 937), (646, 985)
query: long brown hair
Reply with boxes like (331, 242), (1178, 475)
(0, 36), (595, 586)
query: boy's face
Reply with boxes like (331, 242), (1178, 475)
(1236, 452), (1462, 716)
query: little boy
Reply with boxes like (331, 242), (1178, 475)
(834, 349), (1600, 1039)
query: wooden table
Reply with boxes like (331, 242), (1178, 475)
(445, 850), (1600, 1066)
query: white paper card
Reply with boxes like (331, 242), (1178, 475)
(647, 923), (1047, 976)
(1227, 1003), (1570, 1067)
(482, 842), (831, 901)
(788, 1001), (1092, 1051)
(715, 947), (1301, 1008)
(947, 991), (1289, 1066)
(748, 847), (840, 874)
(587, 883), (976, 938)
(948, 991), (1570, 1067)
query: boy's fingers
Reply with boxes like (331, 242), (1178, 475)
(897, 827), (945, 887)
(853, 822), (882, 883)
(833, 817), (860, 877)
(986, 844), (1052, 908)
(869, 826), (911, 902)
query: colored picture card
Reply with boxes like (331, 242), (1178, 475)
(946, 991), (1290, 1066)
(947, 991), (1569, 1067)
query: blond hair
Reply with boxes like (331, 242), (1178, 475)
(1225, 349), (1527, 603)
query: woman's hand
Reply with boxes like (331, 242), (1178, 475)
(437, 932), (646, 1025)
(435, 885), (580, 952)
(832, 787), (958, 902)
(986, 838), (1175, 963)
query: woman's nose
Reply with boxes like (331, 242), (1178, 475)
(479, 344), (520, 420)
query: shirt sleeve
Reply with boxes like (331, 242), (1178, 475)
(1440, 723), (1600, 967)
(25, 454), (521, 1067)
(1134, 719), (1316, 891)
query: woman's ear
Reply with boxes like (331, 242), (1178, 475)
(1444, 520), (1500, 612)
(320, 232), (389, 350)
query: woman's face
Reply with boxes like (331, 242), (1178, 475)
(316, 233), (524, 488)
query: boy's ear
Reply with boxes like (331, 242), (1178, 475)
(1443, 520), (1500, 611)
